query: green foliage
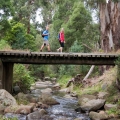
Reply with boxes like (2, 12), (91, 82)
(58, 75), (72, 87)
(4, 22), (36, 51)
(115, 56), (120, 79)
(74, 83), (102, 95)
(0, 0), (13, 17)
(0, 20), (11, 39)
(0, 116), (18, 120)
(13, 64), (35, 91)
(62, 2), (92, 50)
(69, 40), (84, 52)
(106, 107), (119, 116)
(106, 82), (118, 103)
(0, 39), (11, 50)
(16, 98), (29, 105)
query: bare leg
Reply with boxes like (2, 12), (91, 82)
(40, 44), (44, 51)
(47, 45), (51, 52)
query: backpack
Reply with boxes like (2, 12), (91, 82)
(58, 33), (60, 40)
(41, 30), (44, 38)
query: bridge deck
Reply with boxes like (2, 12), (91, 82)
(0, 51), (119, 65)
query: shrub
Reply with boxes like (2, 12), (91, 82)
(13, 64), (35, 92)
(0, 39), (11, 50)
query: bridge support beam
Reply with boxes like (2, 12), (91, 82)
(0, 60), (14, 93)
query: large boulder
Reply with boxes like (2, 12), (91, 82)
(35, 84), (50, 89)
(41, 88), (52, 94)
(4, 103), (35, 114)
(97, 92), (109, 99)
(0, 89), (17, 113)
(78, 94), (97, 106)
(0, 104), (6, 114)
(81, 99), (105, 111)
(27, 109), (48, 120)
(39, 93), (60, 105)
(59, 87), (72, 93)
(16, 92), (39, 103)
(104, 104), (117, 111)
(89, 111), (109, 120)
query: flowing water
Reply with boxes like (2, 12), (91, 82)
(5, 93), (90, 120)
(47, 95), (90, 120)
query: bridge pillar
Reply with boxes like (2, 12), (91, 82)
(0, 60), (14, 93)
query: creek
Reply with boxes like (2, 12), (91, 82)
(4, 94), (90, 120)
(4, 81), (91, 120)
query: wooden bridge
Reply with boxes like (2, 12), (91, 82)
(0, 51), (119, 93)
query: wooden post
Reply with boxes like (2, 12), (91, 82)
(0, 60), (14, 93)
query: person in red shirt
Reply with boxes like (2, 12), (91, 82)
(57, 28), (65, 52)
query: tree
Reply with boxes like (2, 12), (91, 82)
(4, 22), (36, 51)
(0, 0), (13, 38)
(83, 0), (120, 52)
(63, 2), (92, 50)
(100, 0), (120, 52)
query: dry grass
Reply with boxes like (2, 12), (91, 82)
(77, 66), (117, 95)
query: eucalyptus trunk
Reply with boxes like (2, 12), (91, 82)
(100, 0), (120, 52)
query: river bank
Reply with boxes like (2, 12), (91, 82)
(0, 66), (120, 120)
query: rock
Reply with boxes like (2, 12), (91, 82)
(4, 105), (18, 113)
(28, 103), (36, 108)
(78, 94), (96, 106)
(41, 88), (52, 94)
(89, 111), (109, 120)
(27, 109), (47, 120)
(15, 105), (34, 114)
(13, 85), (21, 94)
(31, 89), (41, 94)
(74, 118), (82, 120)
(5, 103), (36, 114)
(52, 83), (61, 90)
(30, 86), (35, 91)
(81, 99), (105, 111)
(44, 81), (53, 85)
(59, 88), (71, 93)
(35, 84), (50, 89)
(97, 92), (109, 99)
(104, 104), (117, 110)
(71, 93), (78, 98)
(37, 102), (49, 109)
(17, 92), (26, 100)
(0, 104), (6, 114)
(17, 93), (39, 103)
(101, 83), (108, 90)
(51, 78), (57, 83)
(0, 89), (17, 113)
(39, 93), (60, 105)
(75, 107), (86, 113)
(44, 77), (51, 81)
(64, 94), (77, 99)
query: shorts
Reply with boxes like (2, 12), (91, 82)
(43, 40), (49, 46)
(59, 41), (64, 47)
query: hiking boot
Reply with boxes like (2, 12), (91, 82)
(40, 50), (42, 52)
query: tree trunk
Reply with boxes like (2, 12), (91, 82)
(100, 0), (120, 52)
(83, 65), (95, 81)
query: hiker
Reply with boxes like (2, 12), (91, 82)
(57, 28), (65, 52)
(40, 26), (51, 52)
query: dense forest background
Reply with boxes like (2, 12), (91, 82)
(0, 0), (120, 90)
